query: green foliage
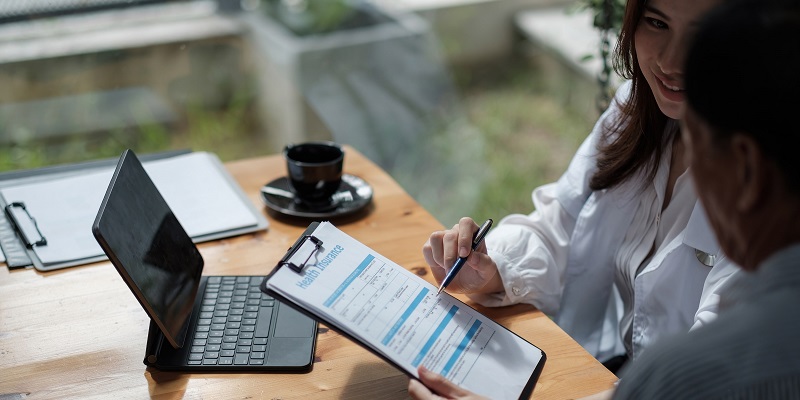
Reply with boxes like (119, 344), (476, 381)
(262, 0), (385, 36)
(574, 0), (627, 31)
(442, 57), (595, 225)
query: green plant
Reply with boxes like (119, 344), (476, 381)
(575, 0), (626, 31)
(573, 0), (627, 111)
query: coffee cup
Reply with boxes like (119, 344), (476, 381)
(283, 141), (344, 207)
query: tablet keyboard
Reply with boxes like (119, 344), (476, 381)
(188, 276), (275, 366)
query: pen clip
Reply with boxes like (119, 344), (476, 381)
(471, 219), (493, 249)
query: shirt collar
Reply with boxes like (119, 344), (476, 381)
(682, 201), (722, 257)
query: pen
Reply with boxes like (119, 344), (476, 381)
(437, 219), (493, 295)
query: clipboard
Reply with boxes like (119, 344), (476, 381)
(0, 150), (269, 271)
(261, 222), (546, 400)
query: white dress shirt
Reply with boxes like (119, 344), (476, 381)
(469, 81), (742, 361)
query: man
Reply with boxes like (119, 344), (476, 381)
(409, 0), (800, 398)
(613, 0), (800, 397)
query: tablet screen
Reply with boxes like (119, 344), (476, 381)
(93, 150), (203, 348)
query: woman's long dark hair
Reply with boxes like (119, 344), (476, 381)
(589, 0), (672, 191)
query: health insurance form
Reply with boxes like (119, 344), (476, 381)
(266, 222), (545, 400)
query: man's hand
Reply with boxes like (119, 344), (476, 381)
(407, 366), (489, 400)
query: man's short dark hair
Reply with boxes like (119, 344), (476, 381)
(685, 0), (800, 193)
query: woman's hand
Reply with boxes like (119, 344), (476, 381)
(423, 217), (503, 294)
(408, 366), (489, 400)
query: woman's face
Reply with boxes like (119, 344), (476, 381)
(634, 0), (722, 119)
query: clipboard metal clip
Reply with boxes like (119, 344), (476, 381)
(279, 235), (323, 273)
(4, 201), (47, 248)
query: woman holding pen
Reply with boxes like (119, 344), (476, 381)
(419, 0), (738, 377)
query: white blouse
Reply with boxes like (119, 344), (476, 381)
(615, 136), (696, 357)
(468, 81), (742, 361)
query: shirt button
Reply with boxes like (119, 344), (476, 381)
(512, 286), (521, 296)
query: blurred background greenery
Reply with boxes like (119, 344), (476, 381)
(0, 0), (614, 225)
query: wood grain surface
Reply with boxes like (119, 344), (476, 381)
(0, 147), (616, 399)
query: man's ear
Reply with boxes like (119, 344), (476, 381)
(730, 133), (766, 212)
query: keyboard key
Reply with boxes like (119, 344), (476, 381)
(237, 339), (253, 346)
(254, 338), (267, 345)
(206, 344), (221, 352)
(222, 343), (236, 350)
(249, 358), (264, 365)
(221, 350), (235, 357)
(223, 335), (238, 343)
(218, 357), (233, 365)
(252, 345), (266, 352)
(251, 352), (265, 359)
(188, 353), (203, 361)
(203, 358), (217, 365)
(191, 346), (205, 353)
(208, 337), (222, 345)
(204, 351), (219, 359)
(236, 346), (251, 353)
(234, 353), (249, 365)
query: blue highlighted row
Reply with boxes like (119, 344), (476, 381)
(382, 288), (429, 345)
(441, 319), (482, 377)
(324, 254), (374, 307)
(412, 305), (459, 367)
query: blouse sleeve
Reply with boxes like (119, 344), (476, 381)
(467, 82), (631, 315)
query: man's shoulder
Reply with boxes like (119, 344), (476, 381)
(615, 294), (800, 399)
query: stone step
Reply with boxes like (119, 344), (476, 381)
(514, 6), (621, 87)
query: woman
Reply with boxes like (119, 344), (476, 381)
(421, 0), (737, 375)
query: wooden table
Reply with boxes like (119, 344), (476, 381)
(0, 147), (617, 399)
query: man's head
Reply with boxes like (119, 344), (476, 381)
(682, 0), (800, 270)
